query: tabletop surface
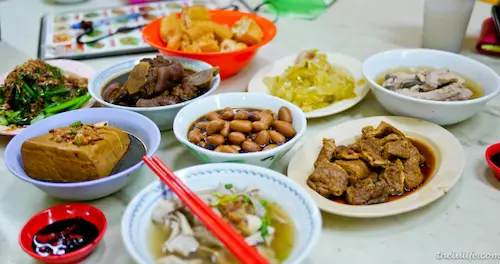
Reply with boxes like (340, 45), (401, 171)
(1, 0), (500, 263)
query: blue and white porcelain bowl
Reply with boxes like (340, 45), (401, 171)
(88, 55), (221, 131)
(4, 108), (161, 201)
(173, 92), (307, 168)
(122, 163), (322, 264)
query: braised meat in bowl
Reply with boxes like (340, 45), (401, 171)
(102, 56), (219, 108)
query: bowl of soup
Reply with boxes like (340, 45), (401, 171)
(173, 92), (307, 168)
(4, 108), (161, 200)
(121, 163), (322, 264)
(362, 49), (500, 125)
(88, 55), (220, 131)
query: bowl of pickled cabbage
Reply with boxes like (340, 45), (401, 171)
(248, 50), (369, 119)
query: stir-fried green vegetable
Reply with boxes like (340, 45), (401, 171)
(0, 59), (90, 127)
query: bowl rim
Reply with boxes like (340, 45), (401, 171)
(362, 48), (500, 106)
(19, 203), (107, 261)
(173, 92), (308, 159)
(142, 9), (277, 56)
(88, 55), (221, 112)
(4, 108), (161, 188)
(121, 162), (322, 264)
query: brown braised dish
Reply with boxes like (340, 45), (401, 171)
(21, 121), (130, 183)
(101, 56), (219, 107)
(307, 121), (435, 205)
(188, 107), (296, 153)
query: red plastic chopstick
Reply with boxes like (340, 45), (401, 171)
(143, 156), (269, 264)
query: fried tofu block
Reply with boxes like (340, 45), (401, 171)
(232, 16), (263, 45)
(220, 39), (247, 52)
(160, 14), (183, 44)
(197, 38), (219, 52)
(186, 23), (215, 40)
(181, 6), (210, 28)
(210, 22), (232, 40)
(21, 126), (130, 183)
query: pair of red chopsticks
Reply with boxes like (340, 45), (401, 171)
(142, 156), (269, 264)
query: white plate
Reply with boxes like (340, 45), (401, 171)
(287, 116), (464, 218)
(247, 52), (369, 119)
(0, 60), (96, 136)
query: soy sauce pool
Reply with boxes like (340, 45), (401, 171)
(32, 218), (98, 257)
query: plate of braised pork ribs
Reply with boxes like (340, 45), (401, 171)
(287, 116), (464, 217)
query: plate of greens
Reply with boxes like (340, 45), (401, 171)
(0, 59), (96, 135)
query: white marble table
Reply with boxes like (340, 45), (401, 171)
(1, 0), (500, 263)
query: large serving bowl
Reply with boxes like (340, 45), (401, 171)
(173, 92), (307, 168)
(362, 49), (500, 125)
(142, 10), (277, 79)
(4, 108), (161, 201)
(88, 55), (220, 131)
(122, 163), (322, 264)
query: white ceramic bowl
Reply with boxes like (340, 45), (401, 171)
(122, 163), (322, 264)
(173, 93), (307, 168)
(4, 108), (161, 201)
(362, 49), (500, 125)
(89, 55), (221, 131)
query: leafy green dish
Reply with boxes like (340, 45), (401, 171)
(0, 59), (91, 127)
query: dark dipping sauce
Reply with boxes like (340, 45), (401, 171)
(490, 153), (500, 168)
(32, 218), (99, 257)
(332, 138), (436, 205)
(188, 107), (296, 153)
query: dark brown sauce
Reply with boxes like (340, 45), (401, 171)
(491, 153), (500, 168)
(331, 138), (436, 205)
(32, 218), (99, 257)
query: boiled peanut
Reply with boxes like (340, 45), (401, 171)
(234, 110), (249, 120)
(229, 120), (253, 133)
(273, 120), (296, 138)
(207, 134), (225, 146)
(215, 145), (239, 153)
(228, 132), (246, 145)
(188, 128), (202, 143)
(242, 140), (261, 152)
(206, 120), (225, 135)
(262, 109), (274, 116)
(248, 111), (261, 121)
(196, 121), (208, 130)
(198, 141), (207, 148)
(220, 121), (230, 137)
(230, 145), (242, 152)
(207, 112), (220, 121)
(252, 121), (267, 132)
(220, 107), (234, 121)
(263, 144), (278, 151)
(269, 130), (286, 144)
(260, 113), (274, 127)
(254, 130), (271, 146)
(278, 107), (293, 123)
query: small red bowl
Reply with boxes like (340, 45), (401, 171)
(19, 204), (107, 264)
(142, 10), (277, 79)
(486, 143), (500, 181)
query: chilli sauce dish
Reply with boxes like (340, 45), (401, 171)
(173, 93), (307, 168)
(287, 116), (465, 218)
(19, 203), (106, 264)
(362, 49), (500, 125)
(485, 143), (500, 181)
(0, 59), (96, 135)
(121, 163), (322, 264)
(142, 8), (277, 79)
(5, 108), (161, 201)
(89, 55), (220, 131)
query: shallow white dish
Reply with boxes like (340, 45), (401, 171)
(363, 49), (500, 125)
(0, 60), (96, 136)
(122, 163), (322, 264)
(173, 92), (307, 168)
(287, 116), (464, 218)
(248, 52), (369, 119)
